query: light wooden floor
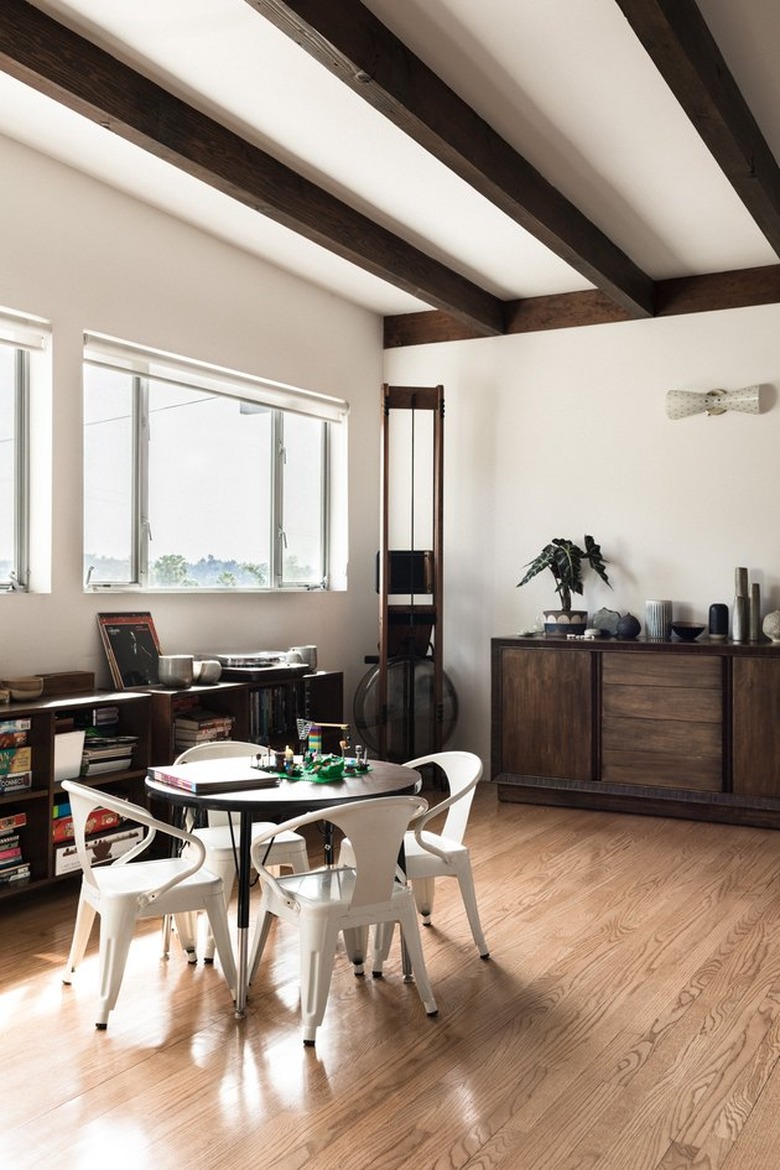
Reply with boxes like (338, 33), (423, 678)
(5, 783), (780, 1169)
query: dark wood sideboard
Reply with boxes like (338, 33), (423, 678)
(491, 635), (780, 829)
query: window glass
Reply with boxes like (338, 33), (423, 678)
(147, 382), (273, 588)
(83, 366), (135, 585)
(281, 412), (325, 586)
(0, 348), (16, 585)
(83, 344), (339, 591)
(0, 347), (30, 591)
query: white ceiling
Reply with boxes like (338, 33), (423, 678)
(2, 0), (778, 317)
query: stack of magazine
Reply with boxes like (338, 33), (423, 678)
(81, 733), (138, 776)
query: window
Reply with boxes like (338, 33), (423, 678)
(83, 335), (348, 591)
(0, 310), (49, 592)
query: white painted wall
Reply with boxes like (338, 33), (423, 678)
(4, 132), (779, 774)
(0, 134), (384, 713)
(383, 305), (780, 768)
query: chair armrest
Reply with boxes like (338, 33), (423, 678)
(249, 821), (307, 912)
(62, 779), (209, 907)
(411, 824), (452, 863)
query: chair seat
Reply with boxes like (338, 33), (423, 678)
(271, 865), (409, 913)
(87, 857), (224, 904)
(402, 831), (468, 876)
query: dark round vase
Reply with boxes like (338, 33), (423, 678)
(616, 612), (641, 640)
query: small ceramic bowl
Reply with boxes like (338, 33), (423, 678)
(157, 655), (194, 688)
(193, 658), (222, 685)
(3, 675), (44, 701)
(671, 621), (706, 642)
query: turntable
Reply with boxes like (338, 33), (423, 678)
(210, 651), (311, 682)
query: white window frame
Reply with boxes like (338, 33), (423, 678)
(0, 310), (50, 594)
(83, 333), (348, 593)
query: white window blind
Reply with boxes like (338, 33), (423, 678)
(83, 332), (349, 423)
(0, 308), (50, 351)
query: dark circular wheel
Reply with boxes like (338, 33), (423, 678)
(353, 656), (458, 761)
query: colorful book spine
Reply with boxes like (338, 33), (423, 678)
(0, 718), (31, 734)
(0, 730), (27, 748)
(0, 811), (27, 832)
(52, 808), (122, 843)
(0, 746), (32, 776)
(0, 772), (32, 794)
(0, 862), (30, 885)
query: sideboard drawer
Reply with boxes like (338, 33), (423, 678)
(601, 651), (723, 791)
(602, 655), (721, 689)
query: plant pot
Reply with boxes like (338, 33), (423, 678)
(543, 609), (588, 636)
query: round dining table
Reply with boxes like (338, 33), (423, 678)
(146, 759), (421, 1016)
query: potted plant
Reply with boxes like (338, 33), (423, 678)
(517, 535), (611, 635)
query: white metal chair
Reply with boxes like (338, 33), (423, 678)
(61, 779), (236, 1029)
(339, 751), (489, 973)
(171, 740), (311, 961)
(247, 795), (438, 1045)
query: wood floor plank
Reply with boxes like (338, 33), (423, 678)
(6, 785), (780, 1169)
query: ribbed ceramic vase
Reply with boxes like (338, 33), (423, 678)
(645, 599), (672, 641)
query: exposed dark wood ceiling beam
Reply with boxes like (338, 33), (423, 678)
(0, 0), (505, 337)
(615, 0), (780, 257)
(243, 0), (655, 320)
(384, 265), (780, 348)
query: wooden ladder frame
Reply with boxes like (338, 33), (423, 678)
(377, 384), (445, 761)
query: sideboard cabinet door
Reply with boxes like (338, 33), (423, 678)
(733, 658), (780, 798)
(496, 646), (593, 781)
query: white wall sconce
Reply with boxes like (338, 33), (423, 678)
(666, 385), (761, 419)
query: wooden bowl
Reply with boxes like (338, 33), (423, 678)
(3, 676), (44, 701)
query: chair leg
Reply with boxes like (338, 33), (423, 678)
(395, 899), (438, 1017)
(201, 892), (237, 997)
(288, 842), (310, 874)
(95, 900), (139, 1028)
(411, 875), (436, 925)
(455, 864), (490, 957)
(202, 857), (237, 963)
(161, 914), (173, 960)
(371, 921), (395, 977)
(247, 906), (275, 985)
(63, 892), (97, 982)
(342, 925), (369, 975)
(172, 912), (199, 963)
(299, 918), (341, 1045)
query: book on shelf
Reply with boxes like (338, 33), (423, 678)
(0, 745), (32, 776)
(68, 707), (121, 731)
(174, 729), (233, 747)
(80, 733), (137, 775)
(0, 832), (21, 852)
(0, 845), (23, 867)
(52, 808), (122, 843)
(82, 734), (138, 756)
(81, 753), (132, 772)
(174, 710), (235, 731)
(0, 718), (31, 735)
(81, 758), (133, 776)
(0, 730), (27, 748)
(149, 758), (279, 794)
(0, 861), (30, 886)
(0, 810), (27, 833)
(97, 611), (161, 689)
(0, 772), (32, 794)
(54, 825), (145, 875)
